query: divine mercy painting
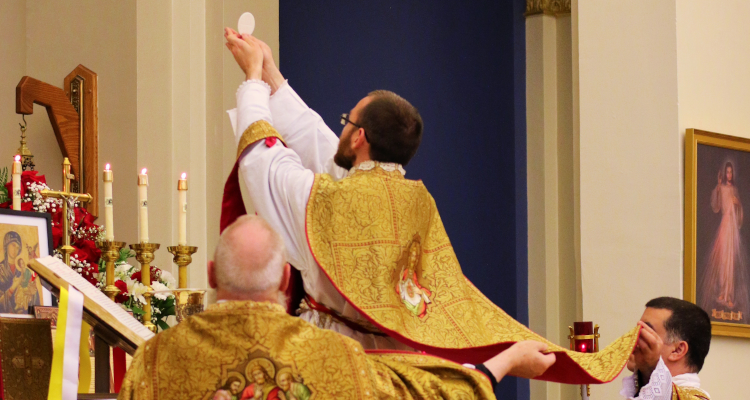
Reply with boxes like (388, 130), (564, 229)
(686, 129), (750, 337)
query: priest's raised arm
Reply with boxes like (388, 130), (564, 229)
(224, 28), (407, 350)
(256, 33), (346, 179)
(221, 28), (641, 385)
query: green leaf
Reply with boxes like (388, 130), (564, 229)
(130, 305), (145, 315)
(156, 319), (170, 331)
(118, 248), (135, 263)
(161, 305), (175, 316)
(0, 167), (8, 203)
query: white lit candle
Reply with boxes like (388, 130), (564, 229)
(103, 163), (114, 241)
(12, 155), (21, 210)
(138, 168), (149, 243)
(177, 173), (187, 246)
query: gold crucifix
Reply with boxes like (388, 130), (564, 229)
(40, 157), (92, 265)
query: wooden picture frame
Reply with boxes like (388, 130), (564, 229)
(685, 128), (750, 338)
(0, 208), (53, 313)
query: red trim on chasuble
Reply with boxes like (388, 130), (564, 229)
(303, 172), (640, 384)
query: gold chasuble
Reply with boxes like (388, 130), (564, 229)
(672, 385), (711, 400)
(220, 120), (640, 386)
(118, 301), (495, 400)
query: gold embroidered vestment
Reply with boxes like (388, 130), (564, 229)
(305, 164), (639, 383)
(118, 301), (494, 400)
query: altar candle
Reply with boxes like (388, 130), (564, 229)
(138, 168), (149, 243)
(103, 164), (114, 240)
(177, 173), (188, 245)
(12, 155), (21, 210)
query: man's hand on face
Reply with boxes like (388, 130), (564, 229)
(224, 27), (263, 81)
(633, 321), (664, 382)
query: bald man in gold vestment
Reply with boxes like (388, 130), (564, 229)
(119, 215), (556, 400)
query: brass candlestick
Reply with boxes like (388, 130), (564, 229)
(130, 242), (160, 333)
(167, 245), (198, 288)
(96, 240), (126, 301)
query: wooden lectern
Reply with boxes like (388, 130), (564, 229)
(30, 257), (155, 397)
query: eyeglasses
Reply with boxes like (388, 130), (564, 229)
(340, 113), (361, 128)
(340, 113), (369, 142)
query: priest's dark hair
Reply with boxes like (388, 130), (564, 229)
(645, 297), (712, 372)
(360, 90), (423, 166)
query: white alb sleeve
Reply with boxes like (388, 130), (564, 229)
(228, 80), (314, 271)
(269, 82), (347, 180)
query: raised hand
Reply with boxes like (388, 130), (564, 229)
(484, 340), (556, 381)
(224, 27), (263, 81)
(633, 321), (663, 381)
(239, 34), (285, 94)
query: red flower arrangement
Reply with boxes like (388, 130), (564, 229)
(0, 170), (103, 286)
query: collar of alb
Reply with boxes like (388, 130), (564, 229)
(348, 161), (406, 177)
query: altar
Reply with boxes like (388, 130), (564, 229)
(0, 66), (205, 399)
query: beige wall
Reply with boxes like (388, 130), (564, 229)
(0, 0), (138, 241)
(529, 1), (745, 399)
(677, 1), (750, 398)
(577, 1), (681, 398)
(0, 1), (27, 171)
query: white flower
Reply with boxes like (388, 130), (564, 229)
(126, 279), (148, 305)
(115, 262), (134, 278)
(151, 281), (170, 300)
(159, 270), (177, 289)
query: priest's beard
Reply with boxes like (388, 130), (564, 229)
(333, 133), (356, 170)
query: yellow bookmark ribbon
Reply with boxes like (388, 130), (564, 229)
(48, 285), (70, 400)
(78, 321), (92, 393)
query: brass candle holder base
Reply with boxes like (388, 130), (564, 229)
(130, 242), (160, 333)
(167, 245), (198, 289)
(96, 240), (127, 301)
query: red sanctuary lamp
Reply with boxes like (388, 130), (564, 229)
(569, 322), (600, 400)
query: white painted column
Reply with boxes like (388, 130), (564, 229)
(526, 4), (578, 399)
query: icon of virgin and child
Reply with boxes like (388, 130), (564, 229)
(0, 227), (43, 314)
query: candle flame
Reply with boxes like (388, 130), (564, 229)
(105, 163), (111, 171)
(141, 168), (148, 175)
(181, 172), (187, 180)
(14, 155), (21, 162)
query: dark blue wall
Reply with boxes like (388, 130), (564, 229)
(279, 2), (527, 397)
